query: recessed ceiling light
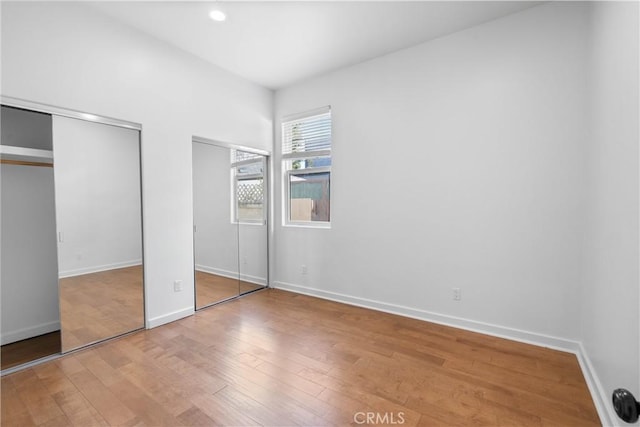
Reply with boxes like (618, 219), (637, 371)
(209, 9), (226, 22)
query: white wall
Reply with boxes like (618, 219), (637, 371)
(274, 2), (589, 342)
(1, 164), (60, 344)
(52, 116), (142, 277)
(1, 2), (273, 327)
(582, 2), (639, 425)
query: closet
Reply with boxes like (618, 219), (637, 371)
(0, 99), (145, 370)
(1, 106), (60, 367)
(192, 137), (269, 308)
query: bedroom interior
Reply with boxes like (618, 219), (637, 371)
(0, 1), (638, 426)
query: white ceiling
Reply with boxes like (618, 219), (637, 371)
(89, 1), (541, 90)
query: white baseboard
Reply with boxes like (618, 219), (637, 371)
(59, 259), (142, 278)
(273, 281), (579, 351)
(576, 343), (616, 427)
(147, 306), (194, 329)
(1, 320), (60, 345)
(196, 264), (267, 286)
(272, 280), (612, 427)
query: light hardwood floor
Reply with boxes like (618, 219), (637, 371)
(59, 266), (144, 352)
(1, 289), (600, 426)
(195, 271), (264, 308)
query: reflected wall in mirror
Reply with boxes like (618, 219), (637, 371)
(193, 140), (268, 310)
(235, 151), (268, 295)
(193, 142), (239, 307)
(52, 116), (144, 352)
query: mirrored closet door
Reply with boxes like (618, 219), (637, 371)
(193, 138), (268, 310)
(0, 100), (145, 369)
(235, 151), (268, 295)
(53, 116), (144, 352)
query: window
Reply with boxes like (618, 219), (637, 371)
(282, 106), (331, 226)
(231, 150), (265, 223)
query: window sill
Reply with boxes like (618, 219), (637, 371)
(283, 222), (331, 229)
(231, 220), (266, 226)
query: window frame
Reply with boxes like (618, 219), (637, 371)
(281, 106), (332, 228)
(285, 165), (331, 227)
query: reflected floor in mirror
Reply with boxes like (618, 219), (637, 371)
(195, 271), (264, 309)
(59, 266), (144, 352)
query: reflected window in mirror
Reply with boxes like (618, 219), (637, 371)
(231, 150), (265, 224)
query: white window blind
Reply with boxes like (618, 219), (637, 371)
(282, 106), (331, 160)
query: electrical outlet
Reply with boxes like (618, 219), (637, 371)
(453, 288), (461, 301)
(174, 280), (183, 292)
(301, 265), (308, 275)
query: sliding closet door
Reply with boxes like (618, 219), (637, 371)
(193, 140), (269, 309)
(235, 150), (268, 295)
(52, 116), (144, 352)
(193, 141), (240, 308)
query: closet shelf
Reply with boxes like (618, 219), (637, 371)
(0, 145), (53, 165)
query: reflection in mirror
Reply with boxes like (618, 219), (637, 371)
(193, 142), (240, 308)
(193, 142), (269, 309)
(234, 150), (268, 295)
(52, 116), (144, 352)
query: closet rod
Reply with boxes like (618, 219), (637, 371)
(1, 159), (53, 168)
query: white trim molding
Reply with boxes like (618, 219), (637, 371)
(147, 307), (194, 329)
(1, 95), (142, 130)
(58, 260), (142, 278)
(1, 320), (60, 345)
(272, 280), (612, 426)
(576, 343), (616, 427)
(195, 265), (267, 287)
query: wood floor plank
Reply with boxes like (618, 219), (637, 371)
(105, 377), (181, 426)
(216, 385), (299, 426)
(190, 388), (260, 426)
(1, 375), (36, 427)
(33, 362), (77, 396)
(175, 405), (218, 426)
(173, 336), (338, 425)
(50, 389), (109, 427)
(65, 366), (138, 426)
(9, 369), (65, 425)
(38, 413), (73, 427)
(118, 361), (195, 416)
(1, 289), (600, 427)
(204, 355), (331, 426)
(254, 360), (326, 396)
